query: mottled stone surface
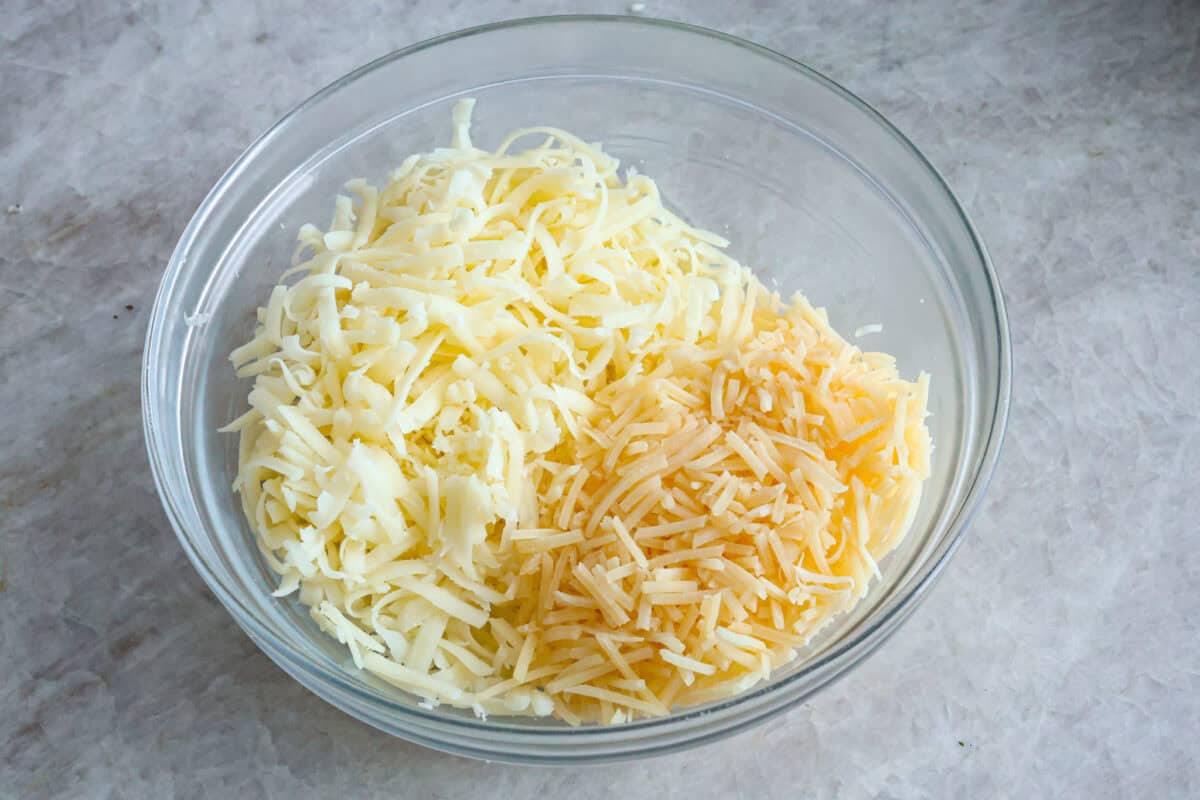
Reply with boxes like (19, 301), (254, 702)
(2, 1), (1197, 797)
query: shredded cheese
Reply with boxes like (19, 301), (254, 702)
(228, 100), (932, 724)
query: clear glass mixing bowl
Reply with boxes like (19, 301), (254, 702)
(142, 16), (1010, 763)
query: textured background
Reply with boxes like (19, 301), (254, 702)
(2, 1), (1198, 798)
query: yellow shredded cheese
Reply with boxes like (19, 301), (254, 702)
(228, 100), (932, 724)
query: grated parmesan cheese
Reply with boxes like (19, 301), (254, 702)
(228, 100), (932, 724)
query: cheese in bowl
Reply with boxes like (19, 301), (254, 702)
(224, 101), (931, 725)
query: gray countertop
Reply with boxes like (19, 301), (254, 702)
(3, 1), (1197, 797)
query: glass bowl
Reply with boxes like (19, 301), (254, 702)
(142, 16), (1010, 763)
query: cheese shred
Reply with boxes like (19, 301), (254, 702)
(229, 101), (932, 724)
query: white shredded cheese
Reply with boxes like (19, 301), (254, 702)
(854, 323), (884, 337)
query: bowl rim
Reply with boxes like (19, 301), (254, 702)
(142, 13), (1012, 745)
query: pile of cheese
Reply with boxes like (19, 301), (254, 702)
(227, 101), (931, 724)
